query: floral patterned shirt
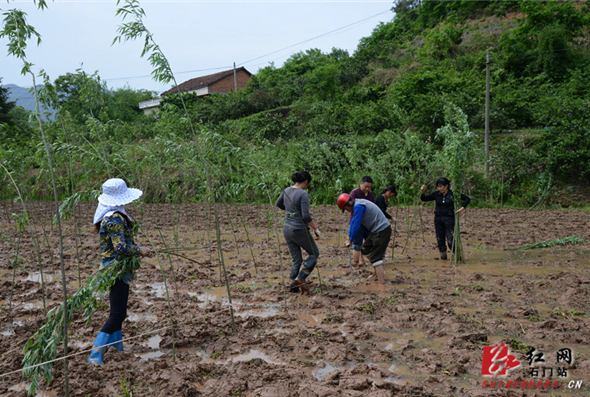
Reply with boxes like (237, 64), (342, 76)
(99, 212), (140, 284)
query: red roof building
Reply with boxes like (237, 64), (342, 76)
(139, 67), (252, 114)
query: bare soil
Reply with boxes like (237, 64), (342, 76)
(1, 202), (590, 396)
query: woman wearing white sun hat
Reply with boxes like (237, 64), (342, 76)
(88, 178), (153, 365)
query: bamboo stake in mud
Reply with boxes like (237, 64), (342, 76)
(207, 200), (212, 262)
(9, 222), (22, 309)
(1, 163), (48, 314)
(501, 177), (504, 208)
(239, 209), (258, 274)
(1, 201), (10, 225)
(114, 0), (236, 333)
(347, 247), (354, 279)
(258, 172), (288, 308)
(59, 116), (83, 288)
(419, 204), (425, 242)
(33, 79), (71, 397)
(391, 197), (399, 260)
(1, 13), (72, 392)
(133, 217), (177, 360)
(401, 204), (418, 255)
(38, 221), (54, 275)
(154, 222), (179, 296)
(450, 213), (465, 264)
(227, 204), (240, 256)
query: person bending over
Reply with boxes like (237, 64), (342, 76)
(338, 193), (391, 284)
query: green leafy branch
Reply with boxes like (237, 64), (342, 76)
(113, 0), (174, 84)
(506, 235), (587, 251)
(0, 8), (41, 75)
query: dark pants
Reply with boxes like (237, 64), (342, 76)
(361, 226), (392, 266)
(434, 216), (455, 253)
(352, 225), (371, 251)
(283, 227), (320, 282)
(100, 279), (129, 334)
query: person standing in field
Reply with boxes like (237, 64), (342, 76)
(338, 193), (391, 284)
(88, 178), (153, 365)
(349, 176), (375, 266)
(375, 185), (397, 223)
(420, 178), (470, 260)
(276, 171), (320, 294)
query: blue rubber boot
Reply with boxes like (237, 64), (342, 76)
(111, 330), (124, 352)
(88, 332), (112, 364)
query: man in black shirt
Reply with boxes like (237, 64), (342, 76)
(420, 178), (470, 260)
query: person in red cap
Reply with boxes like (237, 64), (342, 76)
(348, 176), (375, 266)
(338, 193), (391, 283)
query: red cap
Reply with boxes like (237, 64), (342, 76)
(337, 193), (351, 212)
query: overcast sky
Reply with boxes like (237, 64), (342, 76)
(1, 1), (395, 95)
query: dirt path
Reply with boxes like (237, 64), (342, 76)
(1, 202), (589, 396)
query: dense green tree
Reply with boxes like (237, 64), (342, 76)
(498, 0), (590, 79)
(105, 87), (156, 123)
(41, 70), (108, 122)
(41, 71), (156, 123)
(0, 77), (16, 126)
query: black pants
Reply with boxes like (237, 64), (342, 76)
(100, 279), (129, 334)
(361, 226), (392, 265)
(434, 216), (454, 253)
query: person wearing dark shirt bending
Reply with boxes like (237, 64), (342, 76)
(420, 178), (470, 260)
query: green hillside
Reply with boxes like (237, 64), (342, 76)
(1, 0), (590, 208)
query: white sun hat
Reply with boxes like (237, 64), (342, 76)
(98, 178), (143, 206)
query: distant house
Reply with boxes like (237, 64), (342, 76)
(139, 67), (252, 114)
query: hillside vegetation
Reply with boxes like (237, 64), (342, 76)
(1, 0), (589, 208)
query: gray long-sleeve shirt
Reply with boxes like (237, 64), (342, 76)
(276, 187), (313, 230)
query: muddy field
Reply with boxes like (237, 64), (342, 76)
(1, 201), (590, 397)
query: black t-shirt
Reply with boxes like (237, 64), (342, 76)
(420, 189), (470, 217)
(375, 194), (392, 219)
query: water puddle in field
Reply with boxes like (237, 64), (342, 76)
(25, 272), (54, 283)
(235, 303), (280, 318)
(128, 311), (158, 323)
(137, 350), (166, 360)
(229, 349), (284, 365)
(195, 348), (285, 366)
(293, 314), (320, 327)
(135, 335), (164, 361)
(146, 334), (162, 349)
(186, 286), (233, 307)
(1, 325), (15, 336)
(149, 283), (169, 298)
(312, 362), (340, 381)
(372, 329), (446, 352)
(23, 301), (46, 310)
(68, 338), (93, 350)
(386, 360), (425, 383)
